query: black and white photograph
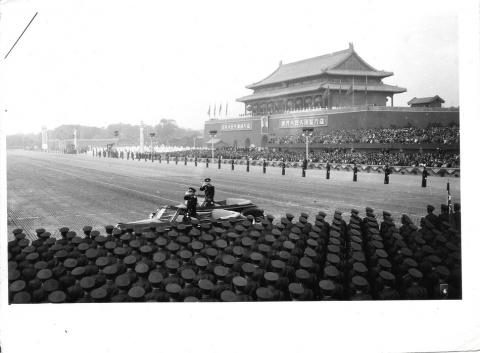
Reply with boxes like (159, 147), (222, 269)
(1, 0), (479, 352)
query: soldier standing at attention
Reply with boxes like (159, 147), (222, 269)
(326, 161), (331, 179)
(353, 163), (358, 182)
(184, 187), (198, 219)
(384, 164), (391, 184)
(421, 166), (428, 187)
(200, 178), (215, 207)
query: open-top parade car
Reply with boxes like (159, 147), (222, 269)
(116, 196), (264, 232)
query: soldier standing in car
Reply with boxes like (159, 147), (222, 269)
(200, 178), (215, 207)
(184, 187), (198, 219)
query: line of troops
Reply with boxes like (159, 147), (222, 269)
(8, 203), (461, 303)
(93, 150), (433, 187)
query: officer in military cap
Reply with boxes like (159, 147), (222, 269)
(426, 205), (439, 230)
(231, 159), (235, 170)
(384, 164), (391, 184)
(280, 158), (286, 176)
(199, 178), (215, 207)
(184, 187), (198, 219)
(326, 161), (331, 179)
(353, 162), (358, 182)
(421, 166), (429, 188)
(262, 159), (267, 174)
(302, 158), (308, 177)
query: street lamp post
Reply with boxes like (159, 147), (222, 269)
(302, 128), (314, 177)
(149, 132), (155, 161)
(209, 130), (217, 160)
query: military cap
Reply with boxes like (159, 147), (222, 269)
(350, 242), (362, 252)
(214, 265), (229, 279)
(327, 244), (340, 254)
(329, 237), (341, 246)
(120, 233), (132, 243)
(94, 256), (109, 268)
(111, 247), (126, 258)
(436, 265), (450, 279)
(329, 230), (341, 238)
(188, 241), (203, 253)
(288, 233), (300, 242)
(399, 247), (413, 258)
(71, 266), (86, 278)
(22, 245), (35, 254)
(115, 273), (131, 289)
(43, 278), (60, 293)
(256, 287), (274, 300)
(230, 246), (244, 258)
(83, 225), (92, 233)
(13, 291), (32, 304)
(221, 255), (235, 267)
(76, 242), (89, 253)
(37, 268), (53, 281)
(183, 296), (199, 302)
(79, 276), (96, 291)
(280, 217), (289, 226)
(241, 262), (256, 276)
(299, 217), (308, 224)
(285, 213), (294, 221)
(167, 241), (181, 253)
(352, 275), (369, 289)
(32, 260), (47, 271)
(12, 228), (24, 236)
(178, 269), (194, 283)
(103, 264), (119, 277)
(427, 205), (435, 212)
(10, 280), (26, 293)
(408, 268), (423, 280)
(123, 254), (137, 267)
(147, 271), (163, 286)
(249, 252), (263, 264)
(63, 258), (78, 270)
(353, 262), (368, 275)
(219, 290), (236, 302)
(299, 257), (313, 269)
(152, 236), (167, 247)
(25, 252), (40, 262)
(204, 247), (218, 259)
(234, 225), (246, 234)
(128, 286), (146, 300)
(288, 283), (304, 298)
(85, 248), (100, 260)
(198, 279), (214, 292)
(9, 268), (21, 282)
(380, 271), (395, 282)
(91, 287), (108, 301)
(427, 255), (442, 266)
(295, 269), (310, 282)
(319, 280), (335, 294)
(194, 257), (209, 269)
(378, 258), (392, 270)
(263, 271), (279, 284)
(250, 229), (262, 237)
(326, 253), (340, 266)
(278, 251), (290, 262)
(34, 228), (46, 236)
(200, 233), (215, 244)
(282, 240), (295, 251)
(28, 277), (42, 291)
(324, 265), (340, 279)
(232, 276), (247, 289)
(304, 247), (317, 259)
(375, 249), (388, 259)
(446, 242), (459, 252)
(22, 267), (36, 282)
(403, 258), (418, 269)
(240, 237), (253, 248)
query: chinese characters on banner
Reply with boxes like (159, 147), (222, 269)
(279, 116), (328, 128)
(221, 121), (253, 131)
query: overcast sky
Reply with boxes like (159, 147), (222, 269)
(1, 0), (460, 135)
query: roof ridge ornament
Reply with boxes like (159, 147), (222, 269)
(349, 42), (354, 50)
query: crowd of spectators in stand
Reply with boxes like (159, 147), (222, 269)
(268, 126), (460, 145)
(163, 148), (459, 168)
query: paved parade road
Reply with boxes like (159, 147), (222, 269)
(7, 150), (460, 240)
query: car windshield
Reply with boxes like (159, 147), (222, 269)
(155, 207), (178, 222)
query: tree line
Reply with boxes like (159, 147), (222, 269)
(6, 119), (204, 149)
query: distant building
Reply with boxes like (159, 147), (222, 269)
(408, 95), (445, 108)
(236, 43), (406, 113)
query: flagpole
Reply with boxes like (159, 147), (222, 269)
(365, 75), (367, 106)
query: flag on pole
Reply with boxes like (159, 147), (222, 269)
(225, 102), (228, 117)
(219, 103), (223, 117)
(214, 103), (217, 118)
(207, 104), (211, 118)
